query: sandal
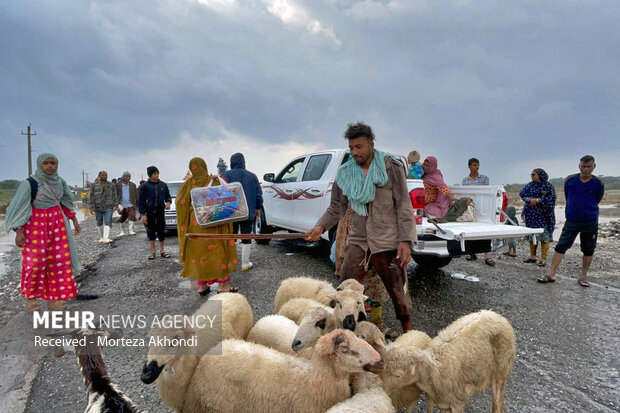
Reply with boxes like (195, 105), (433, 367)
(484, 258), (496, 267)
(503, 252), (517, 257)
(25, 299), (40, 312)
(160, 252), (171, 258)
(381, 327), (399, 341)
(465, 254), (478, 261)
(198, 286), (211, 296)
(217, 286), (239, 294)
(148, 253), (156, 260)
(537, 275), (556, 283)
(523, 258), (537, 264)
(578, 277), (590, 287)
(537, 261), (546, 267)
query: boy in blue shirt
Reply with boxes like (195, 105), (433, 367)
(539, 155), (604, 286)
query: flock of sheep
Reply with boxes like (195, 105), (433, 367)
(134, 276), (517, 413)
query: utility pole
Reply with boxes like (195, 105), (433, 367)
(21, 123), (37, 175)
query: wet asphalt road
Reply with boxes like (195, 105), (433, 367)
(20, 223), (620, 412)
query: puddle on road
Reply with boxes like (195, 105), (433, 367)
(451, 272), (480, 282)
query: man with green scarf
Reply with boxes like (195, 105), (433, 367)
(306, 122), (417, 332)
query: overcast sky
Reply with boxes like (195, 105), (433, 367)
(1, 0), (619, 187)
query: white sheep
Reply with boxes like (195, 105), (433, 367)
(384, 330), (433, 413)
(246, 315), (299, 354)
(331, 288), (368, 331)
(381, 310), (516, 413)
(277, 297), (325, 324)
(141, 293), (254, 410)
(273, 277), (337, 312)
(291, 306), (337, 353)
(336, 278), (365, 294)
(354, 321), (387, 354)
(142, 329), (383, 412)
(325, 373), (395, 413)
(181, 329), (384, 413)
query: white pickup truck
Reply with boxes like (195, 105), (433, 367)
(257, 149), (541, 269)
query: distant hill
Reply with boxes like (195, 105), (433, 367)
(0, 179), (84, 213)
(504, 175), (620, 192)
(0, 179), (21, 211)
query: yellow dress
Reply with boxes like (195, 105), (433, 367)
(176, 158), (238, 282)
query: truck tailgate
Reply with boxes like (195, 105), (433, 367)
(420, 222), (543, 241)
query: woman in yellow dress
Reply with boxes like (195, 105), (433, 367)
(176, 157), (238, 295)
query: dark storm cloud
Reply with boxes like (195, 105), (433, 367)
(1, 0), (619, 185)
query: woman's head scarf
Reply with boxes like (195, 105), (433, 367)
(519, 168), (556, 238)
(176, 157), (216, 262)
(421, 156), (448, 188)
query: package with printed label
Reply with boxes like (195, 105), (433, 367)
(191, 181), (249, 228)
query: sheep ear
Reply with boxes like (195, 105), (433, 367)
(183, 327), (196, 337)
(373, 329), (387, 349)
(362, 294), (369, 301)
(409, 364), (416, 377)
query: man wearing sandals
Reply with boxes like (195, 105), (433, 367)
(138, 166), (172, 260)
(305, 122), (417, 333)
(462, 158), (495, 266)
(540, 155), (604, 287)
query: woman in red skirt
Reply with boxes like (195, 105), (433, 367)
(5, 153), (82, 312)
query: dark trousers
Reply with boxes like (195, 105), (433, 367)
(146, 209), (166, 242)
(555, 219), (598, 256)
(233, 219), (255, 245)
(340, 244), (412, 330)
(118, 206), (137, 223)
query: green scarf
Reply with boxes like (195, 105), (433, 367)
(335, 149), (390, 216)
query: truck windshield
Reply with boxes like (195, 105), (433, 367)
(168, 182), (183, 197)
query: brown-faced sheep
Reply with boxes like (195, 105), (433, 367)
(246, 315), (299, 354)
(381, 310), (516, 413)
(273, 277), (337, 312)
(145, 329), (383, 413)
(141, 293), (253, 410)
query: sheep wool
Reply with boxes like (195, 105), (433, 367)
(274, 277), (337, 312)
(277, 297), (326, 324)
(247, 315), (299, 354)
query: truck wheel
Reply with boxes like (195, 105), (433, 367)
(255, 209), (273, 245)
(412, 256), (452, 269)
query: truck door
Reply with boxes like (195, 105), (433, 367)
(292, 153), (333, 232)
(262, 156), (306, 228)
